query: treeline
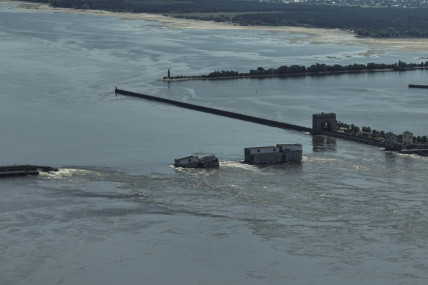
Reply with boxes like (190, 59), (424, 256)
(22, 0), (428, 38)
(203, 61), (428, 78)
(227, 6), (428, 38)
(31, 0), (287, 13)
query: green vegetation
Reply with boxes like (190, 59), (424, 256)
(24, 0), (428, 38)
(165, 61), (428, 80)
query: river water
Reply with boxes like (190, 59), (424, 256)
(1, 3), (428, 285)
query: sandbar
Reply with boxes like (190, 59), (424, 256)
(3, 0), (428, 52)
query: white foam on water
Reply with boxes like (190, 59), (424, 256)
(39, 168), (97, 179)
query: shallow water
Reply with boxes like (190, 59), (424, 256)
(1, 4), (428, 284)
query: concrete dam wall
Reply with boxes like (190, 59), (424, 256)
(115, 88), (312, 133)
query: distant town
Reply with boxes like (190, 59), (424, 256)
(261, 0), (428, 8)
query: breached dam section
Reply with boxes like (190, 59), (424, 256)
(0, 165), (58, 178)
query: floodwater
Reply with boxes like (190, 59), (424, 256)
(1, 3), (428, 284)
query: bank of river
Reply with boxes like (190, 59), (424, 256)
(162, 66), (428, 82)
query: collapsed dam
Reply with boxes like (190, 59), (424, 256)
(115, 88), (425, 151)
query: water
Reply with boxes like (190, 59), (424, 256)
(1, 3), (428, 284)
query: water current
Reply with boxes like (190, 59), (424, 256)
(1, 3), (428, 284)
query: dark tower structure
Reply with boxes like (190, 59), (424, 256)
(312, 113), (337, 134)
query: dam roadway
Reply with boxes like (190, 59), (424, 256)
(115, 88), (311, 133)
(114, 88), (386, 148)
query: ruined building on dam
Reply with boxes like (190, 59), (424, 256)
(244, 144), (303, 165)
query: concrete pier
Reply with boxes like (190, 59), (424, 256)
(115, 88), (311, 133)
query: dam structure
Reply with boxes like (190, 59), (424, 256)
(0, 165), (58, 178)
(114, 88), (386, 148)
(409, 84), (428, 89)
(115, 88), (311, 133)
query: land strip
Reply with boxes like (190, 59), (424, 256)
(162, 64), (428, 82)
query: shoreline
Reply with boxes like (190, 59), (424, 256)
(3, 1), (428, 52)
(161, 66), (428, 82)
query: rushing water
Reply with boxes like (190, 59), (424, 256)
(1, 3), (428, 285)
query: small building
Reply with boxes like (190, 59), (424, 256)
(277, 144), (303, 162)
(244, 146), (280, 162)
(198, 155), (220, 168)
(384, 131), (402, 151)
(402, 131), (413, 145)
(385, 132), (396, 146)
(174, 155), (199, 168)
(174, 155), (219, 168)
(244, 144), (302, 165)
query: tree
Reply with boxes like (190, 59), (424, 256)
(256, 67), (265, 74)
(362, 126), (371, 133)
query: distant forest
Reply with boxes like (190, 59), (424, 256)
(26, 0), (428, 38)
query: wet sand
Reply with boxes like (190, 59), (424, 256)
(4, 0), (428, 52)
